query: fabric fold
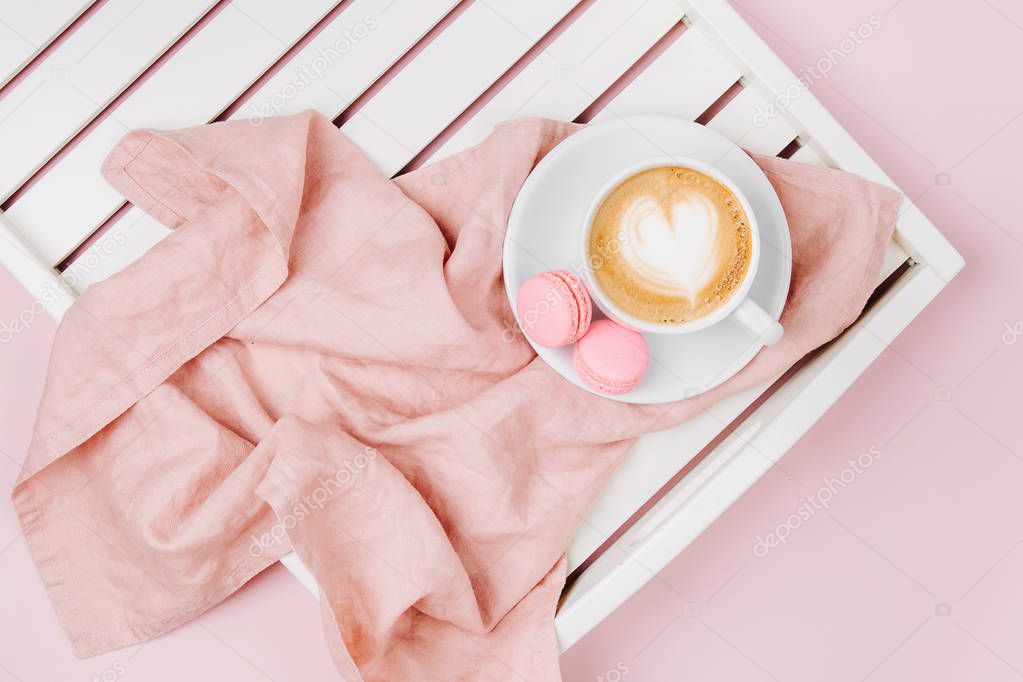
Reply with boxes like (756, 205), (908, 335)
(253, 416), (565, 681)
(12, 111), (901, 680)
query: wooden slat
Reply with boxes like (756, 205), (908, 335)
(238, 0), (457, 122)
(0, 211), (75, 318)
(569, 381), (773, 569)
(64, 209), (168, 292)
(0, 0), (217, 201)
(5, 0), (337, 267)
(429, 0), (684, 160)
(0, 0), (93, 86)
(788, 141), (827, 166)
(705, 86), (798, 155)
(590, 24), (740, 123)
(67, 0), (459, 290)
(340, 0), (578, 176)
(879, 236), (911, 279)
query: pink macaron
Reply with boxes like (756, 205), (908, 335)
(516, 270), (592, 347)
(573, 320), (649, 395)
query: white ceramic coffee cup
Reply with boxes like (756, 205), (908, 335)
(577, 156), (783, 345)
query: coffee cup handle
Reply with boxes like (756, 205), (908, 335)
(732, 298), (783, 346)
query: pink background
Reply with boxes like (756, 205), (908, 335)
(2, 0), (1020, 679)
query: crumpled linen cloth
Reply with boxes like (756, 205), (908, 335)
(12, 111), (900, 680)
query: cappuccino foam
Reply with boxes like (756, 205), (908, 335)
(588, 166), (752, 325)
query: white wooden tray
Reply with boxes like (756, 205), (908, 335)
(0, 0), (962, 651)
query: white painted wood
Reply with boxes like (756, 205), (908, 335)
(429, 0), (684, 160)
(63, 210), (167, 292)
(340, 0), (577, 175)
(591, 24), (740, 123)
(0, 0), (216, 201)
(879, 239), (911, 280)
(239, 0), (457, 124)
(0, 211), (75, 320)
(280, 552), (318, 594)
(788, 141), (827, 166)
(4, 0), (337, 267)
(0, 0), (92, 86)
(556, 263), (952, 649)
(567, 384), (769, 568)
(706, 86), (798, 155)
(68, 0), (459, 292)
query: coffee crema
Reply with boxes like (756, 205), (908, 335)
(587, 166), (752, 325)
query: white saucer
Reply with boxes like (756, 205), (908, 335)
(504, 115), (792, 404)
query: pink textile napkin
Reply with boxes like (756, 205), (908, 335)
(13, 112), (900, 680)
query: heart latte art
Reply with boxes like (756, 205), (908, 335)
(588, 166), (752, 325)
